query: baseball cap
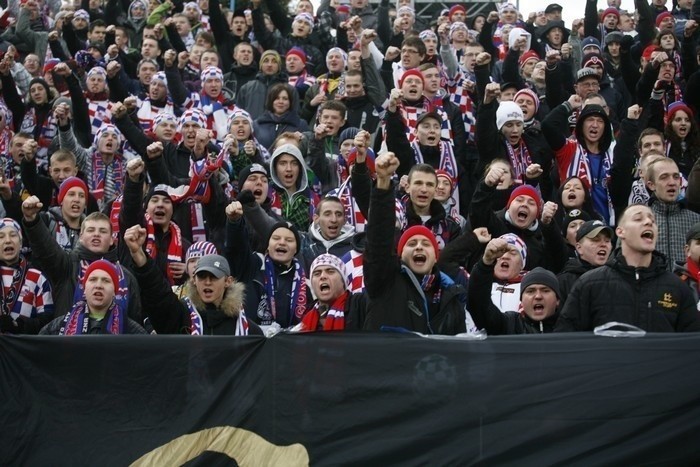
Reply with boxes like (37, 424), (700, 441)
(194, 254), (231, 279)
(576, 220), (613, 242)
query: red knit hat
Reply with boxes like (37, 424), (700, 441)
(83, 259), (120, 288)
(666, 101), (694, 124)
(397, 225), (440, 260)
(435, 169), (455, 188)
(656, 11), (673, 28)
(449, 5), (466, 20)
(399, 69), (425, 88)
(518, 50), (540, 68)
(58, 176), (88, 204)
(601, 7), (619, 20)
(507, 184), (542, 216)
(286, 47), (307, 64)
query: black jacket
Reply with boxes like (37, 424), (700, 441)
(556, 249), (700, 332)
(362, 182), (466, 335)
(557, 257), (598, 308)
(468, 260), (557, 334)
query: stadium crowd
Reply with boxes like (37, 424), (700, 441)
(0, 0), (698, 336)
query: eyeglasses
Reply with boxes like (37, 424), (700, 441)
(401, 49), (420, 55)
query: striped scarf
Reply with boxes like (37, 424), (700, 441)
(145, 215), (183, 286)
(19, 108), (56, 171)
(343, 249), (364, 293)
(59, 300), (123, 335)
(90, 152), (125, 208)
(87, 98), (113, 139)
(567, 143), (616, 225)
(505, 139), (533, 184)
(397, 98), (451, 144)
(448, 78), (476, 143)
(298, 291), (349, 331)
(182, 296), (250, 335)
(262, 257), (307, 327)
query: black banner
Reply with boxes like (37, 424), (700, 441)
(2, 333), (700, 465)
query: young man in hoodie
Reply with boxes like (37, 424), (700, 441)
(300, 196), (355, 273)
(542, 100), (616, 225)
(125, 224), (261, 336)
(269, 143), (319, 231)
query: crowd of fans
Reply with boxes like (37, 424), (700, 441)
(0, 0), (699, 336)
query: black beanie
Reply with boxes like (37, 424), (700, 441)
(266, 221), (301, 255)
(28, 78), (51, 104)
(237, 163), (268, 187)
(520, 267), (561, 299)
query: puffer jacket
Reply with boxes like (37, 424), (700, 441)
(556, 249), (700, 332)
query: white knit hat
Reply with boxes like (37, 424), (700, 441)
(496, 101), (524, 130)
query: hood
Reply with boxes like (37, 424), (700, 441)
(308, 222), (355, 249)
(575, 104), (612, 153)
(269, 144), (310, 196)
(538, 20), (570, 43)
(188, 280), (246, 318)
(127, 0), (147, 22)
(560, 257), (594, 275)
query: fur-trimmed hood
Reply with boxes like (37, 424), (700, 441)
(188, 280), (246, 318)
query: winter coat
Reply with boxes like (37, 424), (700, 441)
(468, 260), (557, 334)
(253, 110), (309, 151)
(556, 249), (700, 332)
(23, 215), (142, 323)
(236, 72), (290, 120)
(651, 199), (700, 270)
(133, 258), (262, 335)
(300, 223), (355, 273)
(557, 258), (598, 308)
(363, 182), (467, 335)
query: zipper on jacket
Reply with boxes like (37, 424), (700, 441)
(408, 301), (423, 317)
(539, 321), (543, 333)
(635, 269), (639, 281)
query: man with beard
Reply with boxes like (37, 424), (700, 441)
(556, 204), (700, 332)
(557, 220), (613, 306)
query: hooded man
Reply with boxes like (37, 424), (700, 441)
(268, 143), (319, 231)
(543, 101), (616, 224)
